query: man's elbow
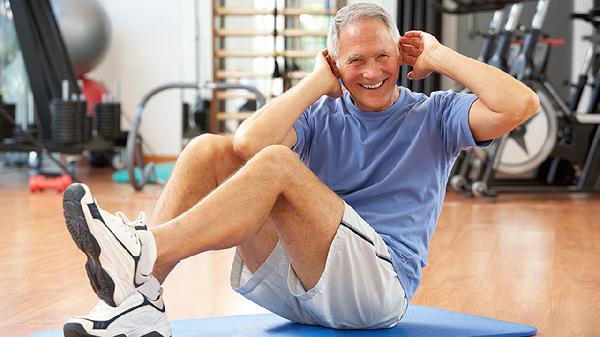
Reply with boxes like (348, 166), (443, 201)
(515, 90), (540, 124)
(232, 134), (260, 160)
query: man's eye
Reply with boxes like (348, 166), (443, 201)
(377, 55), (390, 60)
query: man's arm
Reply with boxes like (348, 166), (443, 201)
(233, 50), (341, 159)
(400, 31), (540, 142)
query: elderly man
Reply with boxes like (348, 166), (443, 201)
(62, 2), (539, 336)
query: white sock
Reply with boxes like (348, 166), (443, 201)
(138, 275), (161, 300)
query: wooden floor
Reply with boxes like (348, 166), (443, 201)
(1, 166), (600, 336)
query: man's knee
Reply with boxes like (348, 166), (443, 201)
(184, 134), (232, 157)
(253, 145), (299, 173)
(178, 134), (244, 181)
(184, 134), (241, 164)
(257, 144), (299, 165)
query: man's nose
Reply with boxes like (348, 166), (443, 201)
(362, 60), (381, 79)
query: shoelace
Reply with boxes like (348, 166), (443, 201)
(115, 211), (146, 241)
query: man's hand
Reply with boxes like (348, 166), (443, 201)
(400, 31), (441, 80)
(313, 49), (343, 98)
(399, 31), (539, 142)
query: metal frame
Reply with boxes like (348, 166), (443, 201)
(429, 0), (535, 14)
(470, 1), (600, 197)
(126, 82), (266, 191)
(8, 0), (80, 142)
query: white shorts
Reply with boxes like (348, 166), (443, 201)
(230, 202), (408, 329)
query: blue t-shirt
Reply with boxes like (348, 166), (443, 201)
(292, 87), (482, 300)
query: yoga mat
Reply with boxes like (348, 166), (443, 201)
(31, 304), (537, 336)
(111, 162), (175, 184)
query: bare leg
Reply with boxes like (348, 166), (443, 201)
(147, 134), (278, 283)
(152, 145), (344, 290)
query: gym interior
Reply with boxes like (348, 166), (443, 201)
(1, 0), (599, 336)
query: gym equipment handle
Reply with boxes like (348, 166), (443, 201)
(126, 82), (266, 191)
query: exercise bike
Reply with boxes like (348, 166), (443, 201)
(447, 1), (529, 191)
(446, 4), (510, 181)
(468, 2), (600, 196)
(429, 0), (529, 14)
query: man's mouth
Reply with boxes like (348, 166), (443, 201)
(359, 79), (386, 89)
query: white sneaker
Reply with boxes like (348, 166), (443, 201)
(63, 183), (157, 306)
(64, 278), (171, 337)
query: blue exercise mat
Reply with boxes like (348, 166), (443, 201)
(112, 162), (175, 184)
(30, 305), (536, 337)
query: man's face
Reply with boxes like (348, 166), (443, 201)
(336, 19), (402, 112)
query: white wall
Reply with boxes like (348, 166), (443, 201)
(90, 0), (593, 156)
(89, 0), (400, 156)
(89, 0), (211, 156)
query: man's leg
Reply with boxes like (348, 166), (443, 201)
(63, 137), (344, 336)
(64, 142), (343, 308)
(152, 144), (344, 290)
(147, 134), (278, 283)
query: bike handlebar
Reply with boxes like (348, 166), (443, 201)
(429, 0), (534, 14)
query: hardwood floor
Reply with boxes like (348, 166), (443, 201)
(1, 167), (599, 336)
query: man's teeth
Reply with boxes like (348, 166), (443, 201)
(361, 81), (383, 89)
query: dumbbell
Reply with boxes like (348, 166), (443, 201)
(29, 175), (73, 193)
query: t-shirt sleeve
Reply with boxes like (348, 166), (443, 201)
(292, 103), (314, 157)
(430, 90), (490, 157)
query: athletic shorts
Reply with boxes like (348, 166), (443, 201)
(230, 202), (408, 329)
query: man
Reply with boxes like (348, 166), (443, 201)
(62, 3), (539, 336)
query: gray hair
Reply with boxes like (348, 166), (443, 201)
(327, 2), (400, 61)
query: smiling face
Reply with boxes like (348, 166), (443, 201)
(336, 19), (402, 112)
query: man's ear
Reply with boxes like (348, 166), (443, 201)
(397, 41), (404, 65)
(327, 57), (346, 90)
(331, 60), (342, 78)
(325, 53), (342, 78)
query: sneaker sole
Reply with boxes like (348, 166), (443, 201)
(63, 183), (117, 307)
(64, 323), (125, 337)
(64, 322), (171, 337)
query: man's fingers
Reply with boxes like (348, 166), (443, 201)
(324, 53), (332, 64)
(400, 36), (422, 47)
(400, 30), (434, 81)
(401, 44), (421, 55)
(317, 48), (341, 79)
(325, 55), (340, 78)
(407, 71), (428, 81)
(401, 54), (417, 66)
(403, 30), (422, 37)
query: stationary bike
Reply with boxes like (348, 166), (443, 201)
(469, 3), (600, 196)
(447, 1), (530, 191)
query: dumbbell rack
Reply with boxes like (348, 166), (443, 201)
(0, 0), (132, 184)
(210, 0), (343, 134)
(0, 0), (118, 181)
(5, 0), (80, 148)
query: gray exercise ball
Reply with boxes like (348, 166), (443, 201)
(51, 0), (111, 77)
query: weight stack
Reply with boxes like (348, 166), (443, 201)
(0, 103), (16, 142)
(94, 102), (121, 143)
(49, 99), (90, 144)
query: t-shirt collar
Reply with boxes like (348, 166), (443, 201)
(343, 86), (405, 120)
